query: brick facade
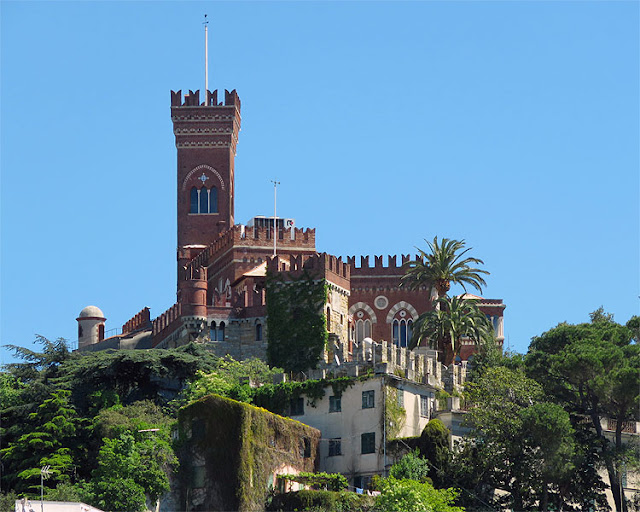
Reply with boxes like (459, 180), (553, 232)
(149, 88), (506, 363)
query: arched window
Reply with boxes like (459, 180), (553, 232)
(364, 319), (372, 338)
(190, 187), (198, 213)
(356, 320), (364, 344)
(210, 186), (218, 213)
(256, 322), (262, 341)
(391, 317), (413, 347)
(199, 187), (209, 213)
(98, 324), (105, 342)
(210, 321), (217, 341)
(218, 321), (225, 341)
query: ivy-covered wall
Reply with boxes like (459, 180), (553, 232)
(266, 268), (328, 372)
(177, 394), (321, 512)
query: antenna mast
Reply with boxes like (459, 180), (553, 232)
(204, 14), (209, 104)
(271, 180), (280, 257)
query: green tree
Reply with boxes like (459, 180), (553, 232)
(90, 431), (171, 512)
(266, 269), (328, 372)
(417, 419), (451, 488)
(464, 366), (578, 511)
(401, 237), (489, 299)
(390, 450), (432, 483)
(375, 477), (464, 512)
(411, 296), (494, 365)
(526, 313), (639, 512)
(1, 390), (80, 493)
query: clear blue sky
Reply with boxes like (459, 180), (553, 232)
(1, 1), (638, 364)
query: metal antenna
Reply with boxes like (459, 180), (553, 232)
(271, 180), (281, 257)
(204, 14), (209, 104)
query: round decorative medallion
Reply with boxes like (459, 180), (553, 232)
(399, 310), (407, 318)
(356, 311), (364, 319)
(374, 295), (388, 310)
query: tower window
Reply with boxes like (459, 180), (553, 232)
(189, 186), (218, 214)
(255, 322), (262, 341)
(98, 324), (105, 342)
(78, 325), (83, 339)
(199, 186), (209, 213)
(210, 186), (218, 213)
(190, 187), (199, 213)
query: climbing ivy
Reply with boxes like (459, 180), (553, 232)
(252, 376), (355, 416)
(385, 387), (406, 440)
(266, 268), (328, 373)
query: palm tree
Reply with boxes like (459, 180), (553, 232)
(401, 237), (489, 299)
(410, 296), (494, 366)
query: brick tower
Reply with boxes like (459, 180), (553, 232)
(171, 89), (242, 274)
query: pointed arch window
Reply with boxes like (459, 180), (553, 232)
(391, 317), (413, 347)
(217, 321), (225, 341)
(210, 321), (217, 341)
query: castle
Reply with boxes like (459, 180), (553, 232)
(77, 87), (506, 367)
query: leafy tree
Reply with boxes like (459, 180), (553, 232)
(411, 296), (494, 365)
(375, 477), (464, 512)
(417, 419), (451, 488)
(401, 237), (489, 299)
(1, 390), (81, 493)
(181, 356), (282, 404)
(464, 366), (578, 511)
(526, 313), (639, 512)
(390, 450), (432, 483)
(266, 269), (328, 372)
(89, 431), (171, 512)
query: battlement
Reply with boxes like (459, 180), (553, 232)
(122, 307), (151, 335)
(171, 89), (241, 110)
(180, 263), (208, 283)
(183, 224), (317, 275)
(266, 252), (350, 289)
(152, 302), (182, 337)
(347, 254), (421, 276)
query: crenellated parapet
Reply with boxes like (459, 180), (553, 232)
(183, 224), (317, 276)
(152, 302), (182, 338)
(347, 254), (422, 276)
(266, 252), (350, 291)
(171, 89), (241, 151)
(121, 307), (151, 335)
(171, 89), (241, 109)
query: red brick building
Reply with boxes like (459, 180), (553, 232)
(79, 87), (505, 364)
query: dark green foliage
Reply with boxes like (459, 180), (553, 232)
(1, 389), (80, 493)
(266, 489), (374, 512)
(0, 491), (20, 512)
(57, 343), (221, 414)
(526, 313), (639, 512)
(266, 269), (328, 372)
(464, 366), (579, 511)
(417, 419), (451, 488)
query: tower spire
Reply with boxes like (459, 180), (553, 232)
(204, 14), (209, 104)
